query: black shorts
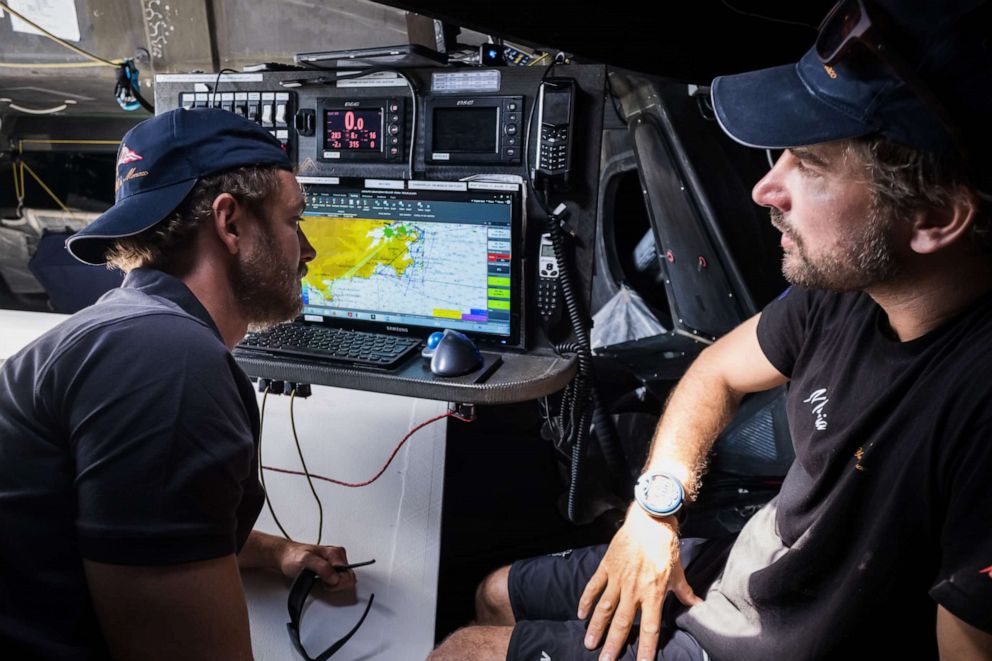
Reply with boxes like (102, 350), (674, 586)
(506, 538), (732, 661)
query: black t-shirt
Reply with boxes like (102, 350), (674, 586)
(0, 268), (264, 660)
(680, 286), (992, 660)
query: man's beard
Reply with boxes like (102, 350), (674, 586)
(232, 235), (306, 332)
(770, 203), (902, 291)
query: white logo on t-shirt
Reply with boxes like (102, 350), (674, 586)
(803, 388), (829, 431)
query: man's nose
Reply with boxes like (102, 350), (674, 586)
(752, 152), (790, 212)
(299, 230), (316, 262)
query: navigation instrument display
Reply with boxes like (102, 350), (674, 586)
(324, 109), (383, 151)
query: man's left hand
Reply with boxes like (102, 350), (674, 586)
(239, 530), (358, 592)
(277, 542), (356, 592)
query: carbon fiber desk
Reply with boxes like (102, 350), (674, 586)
(233, 348), (577, 405)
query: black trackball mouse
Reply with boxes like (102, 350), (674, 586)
(430, 329), (483, 377)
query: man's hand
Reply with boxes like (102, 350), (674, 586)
(577, 506), (701, 661)
(277, 541), (356, 592)
(238, 530), (356, 592)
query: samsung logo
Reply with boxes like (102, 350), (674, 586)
(456, 100), (475, 106)
(386, 326), (408, 333)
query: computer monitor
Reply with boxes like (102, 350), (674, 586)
(297, 178), (522, 347)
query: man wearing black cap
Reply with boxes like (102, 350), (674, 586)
(0, 108), (356, 659)
(432, 1), (992, 660)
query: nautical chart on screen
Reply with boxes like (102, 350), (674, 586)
(300, 183), (515, 338)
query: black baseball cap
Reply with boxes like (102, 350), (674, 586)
(710, 0), (991, 165)
(67, 107), (292, 265)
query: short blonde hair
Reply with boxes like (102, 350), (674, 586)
(105, 166), (283, 272)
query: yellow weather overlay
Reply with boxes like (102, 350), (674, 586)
(302, 217), (419, 303)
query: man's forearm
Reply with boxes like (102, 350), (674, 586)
(238, 530), (289, 571)
(640, 314), (787, 499)
(643, 351), (745, 500)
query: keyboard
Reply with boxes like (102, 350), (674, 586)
(236, 324), (422, 369)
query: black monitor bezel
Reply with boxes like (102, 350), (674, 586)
(297, 177), (523, 349)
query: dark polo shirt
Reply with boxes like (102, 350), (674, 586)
(0, 268), (264, 659)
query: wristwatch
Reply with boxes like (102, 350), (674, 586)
(634, 471), (685, 518)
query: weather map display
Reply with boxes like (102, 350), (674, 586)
(299, 181), (518, 341)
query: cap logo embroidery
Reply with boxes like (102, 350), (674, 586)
(117, 144), (143, 167)
(823, 65), (838, 79)
(115, 166), (149, 192)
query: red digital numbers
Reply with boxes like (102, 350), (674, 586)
(326, 109), (381, 151)
(344, 111), (366, 131)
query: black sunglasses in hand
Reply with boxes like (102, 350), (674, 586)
(286, 559), (376, 661)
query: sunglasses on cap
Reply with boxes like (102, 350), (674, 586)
(815, 0), (965, 157)
(286, 561), (376, 660)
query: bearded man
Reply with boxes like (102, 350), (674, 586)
(0, 108), (354, 660)
(432, 1), (992, 659)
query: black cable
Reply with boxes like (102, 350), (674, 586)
(211, 68), (239, 107)
(555, 351), (626, 485)
(258, 386), (295, 542)
(546, 201), (594, 523)
(289, 389), (324, 545)
(592, 389), (629, 488)
(133, 88), (154, 113)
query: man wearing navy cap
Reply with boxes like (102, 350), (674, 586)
(0, 108), (356, 659)
(434, 1), (992, 659)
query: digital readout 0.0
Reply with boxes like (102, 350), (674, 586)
(324, 109), (383, 151)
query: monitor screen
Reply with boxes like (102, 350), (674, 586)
(324, 108), (383, 151)
(432, 107), (499, 153)
(299, 180), (519, 343)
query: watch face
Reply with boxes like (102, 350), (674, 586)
(637, 474), (683, 515)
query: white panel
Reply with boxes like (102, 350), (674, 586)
(9, 0), (80, 42)
(245, 386), (448, 660)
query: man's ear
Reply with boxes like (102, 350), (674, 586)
(909, 187), (977, 254)
(211, 193), (244, 256)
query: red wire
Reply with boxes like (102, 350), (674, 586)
(261, 411), (471, 488)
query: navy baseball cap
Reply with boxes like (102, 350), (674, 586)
(67, 107), (292, 265)
(711, 0), (992, 164)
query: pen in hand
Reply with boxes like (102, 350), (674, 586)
(333, 559), (375, 572)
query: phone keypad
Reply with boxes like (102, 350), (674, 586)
(540, 125), (570, 171)
(537, 277), (560, 319)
